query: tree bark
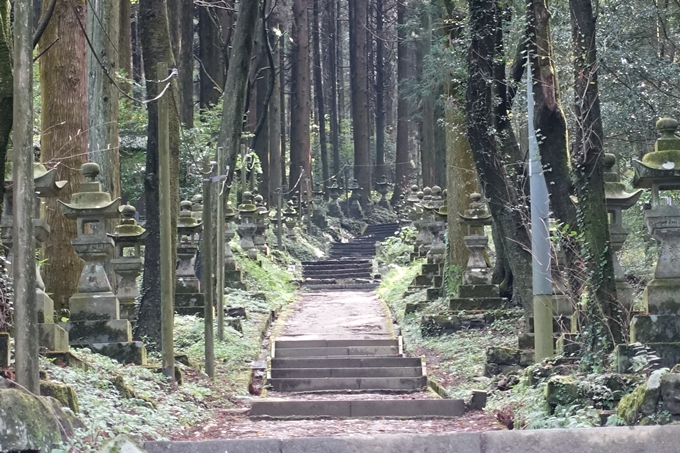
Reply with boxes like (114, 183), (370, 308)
(349, 0), (371, 202)
(313, 0), (329, 194)
(290, 0), (312, 190)
(135, 0), (180, 347)
(336, 0), (345, 121)
(570, 0), (621, 346)
(253, 7), (271, 204)
(0, 0), (11, 220)
(466, 0), (533, 315)
(119, 0), (132, 92)
(167, 0), (180, 62)
(392, 0), (409, 203)
(179, 0), (194, 127)
(131, 3), (144, 84)
(199, 2), (226, 109)
(39, 0), (88, 312)
(374, 0), (386, 180)
(88, 0), (121, 198)
(323, 0), (340, 177)
(416, 3), (435, 188)
(280, 26), (287, 189)
(216, 0), (260, 185)
(269, 19), (282, 194)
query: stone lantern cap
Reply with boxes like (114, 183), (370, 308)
(604, 153), (642, 211)
(376, 175), (390, 187)
(283, 200), (297, 217)
(349, 179), (360, 190)
(329, 178), (340, 189)
(254, 194), (268, 215)
(224, 201), (237, 221)
(238, 191), (257, 213)
(436, 189), (448, 217)
(633, 117), (680, 190)
(111, 205), (147, 240)
(178, 200), (202, 232)
(33, 163), (67, 198)
(459, 192), (492, 226)
(406, 185), (420, 204)
(59, 163), (120, 219)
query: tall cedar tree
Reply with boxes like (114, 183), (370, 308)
(0, 0), (11, 219)
(570, 0), (621, 346)
(135, 0), (180, 346)
(290, 0), (312, 190)
(39, 0), (88, 312)
(323, 0), (341, 177)
(465, 0), (534, 316)
(179, 0), (194, 126)
(199, 2), (226, 109)
(392, 0), (410, 203)
(119, 0), (132, 92)
(349, 0), (371, 202)
(313, 0), (330, 194)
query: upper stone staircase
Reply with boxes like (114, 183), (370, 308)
(302, 222), (400, 289)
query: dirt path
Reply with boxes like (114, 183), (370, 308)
(275, 290), (394, 340)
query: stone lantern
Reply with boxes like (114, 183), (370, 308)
(283, 200), (298, 240)
(175, 200), (204, 315)
(427, 189), (448, 265)
(191, 194), (204, 221)
(110, 205), (148, 321)
(59, 163), (145, 364)
(224, 202), (246, 290)
(312, 183), (328, 228)
(253, 194), (269, 254)
(415, 187), (435, 256)
(458, 193), (493, 285)
(603, 153), (642, 311)
(348, 179), (363, 219)
(327, 178), (343, 218)
(431, 186), (443, 209)
(628, 118), (680, 361)
(376, 175), (391, 209)
(237, 191), (258, 259)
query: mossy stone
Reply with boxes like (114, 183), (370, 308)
(0, 388), (63, 452)
(545, 375), (581, 410)
(660, 373), (680, 414)
(486, 346), (520, 365)
(40, 381), (79, 413)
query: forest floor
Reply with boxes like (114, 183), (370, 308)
(169, 289), (504, 441)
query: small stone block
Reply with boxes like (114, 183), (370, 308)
(486, 346), (520, 365)
(60, 319), (132, 344)
(413, 275), (434, 287)
(42, 351), (90, 370)
(433, 275), (443, 287)
(556, 334), (580, 356)
(404, 301), (428, 314)
(552, 295), (574, 316)
(519, 350), (535, 366)
(421, 263), (442, 276)
(631, 314), (680, 343)
(40, 381), (79, 413)
(68, 293), (120, 321)
(518, 333), (534, 350)
(643, 278), (680, 314)
(421, 313), (461, 337)
(469, 390), (487, 411)
(118, 301), (138, 321)
(39, 323), (70, 352)
(251, 292), (268, 301)
(36, 291), (54, 323)
(88, 341), (147, 365)
(226, 317), (243, 333)
(226, 306), (247, 318)
(449, 297), (505, 311)
(459, 284), (499, 299)
(175, 293), (205, 310)
(426, 287), (441, 301)
(0, 332), (9, 368)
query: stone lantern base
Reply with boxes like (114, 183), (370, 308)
(175, 292), (207, 316)
(36, 289), (70, 352)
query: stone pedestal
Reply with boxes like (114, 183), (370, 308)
(58, 163), (145, 364)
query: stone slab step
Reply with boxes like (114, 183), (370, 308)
(449, 297), (506, 311)
(303, 270), (372, 278)
(270, 367), (422, 379)
(249, 398), (464, 418)
(274, 345), (400, 358)
(301, 259), (371, 266)
(275, 339), (398, 349)
(269, 376), (426, 392)
(271, 356), (422, 369)
(301, 283), (378, 291)
(302, 263), (372, 271)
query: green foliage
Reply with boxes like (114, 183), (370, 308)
(376, 226), (416, 265)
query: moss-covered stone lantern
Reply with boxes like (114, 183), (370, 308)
(110, 205), (148, 321)
(174, 200), (205, 315)
(237, 191), (258, 259)
(59, 163), (145, 364)
(348, 179), (363, 219)
(459, 193), (493, 285)
(253, 194), (269, 254)
(376, 175), (391, 209)
(628, 118), (680, 362)
(283, 200), (298, 240)
(327, 178), (343, 218)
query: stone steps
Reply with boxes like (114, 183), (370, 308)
(271, 356), (422, 368)
(302, 269), (372, 279)
(268, 376), (427, 392)
(271, 366), (422, 379)
(301, 283), (379, 291)
(274, 345), (401, 358)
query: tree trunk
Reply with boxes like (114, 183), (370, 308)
(167, 0), (179, 62)
(349, 0), (371, 202)
(88, 0), (120, 198)
(135, 0), (180, 347)
(570, 0), (621, 346)
(324, 0), (340, 177)
(179, 0), (194, 127)
(280, 29), (287, 188)
(529, 0), (577, 231)
(374, 0), (386, 180)
(39, 0), (88, 312)
(336, 0), (345, 121)
(289, 0), (312, 190)
(253, 9), (271, 204)
(392, 0), (409, 203)
(0, 0), (11, 220)
(131, 4), (143, 84)
(119, 0), (132, 92)
(216, 0), (260, 185)
(199, 2), (225, 109)
(416, 4), (435, 188)
(313, 0), (329, 194)
(269, 20), (282, 194)
(434, 91), (447, 188)
(466, 0), (533, 316)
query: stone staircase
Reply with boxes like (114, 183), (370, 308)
(302, 222), (400, 289)
(251, 338), (465, 418)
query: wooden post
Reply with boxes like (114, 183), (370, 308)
(202, 157), (215, 378)
(13, 0), (39, 394)
(158, 62), (175, 382)
(216, 147), (225, 341)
